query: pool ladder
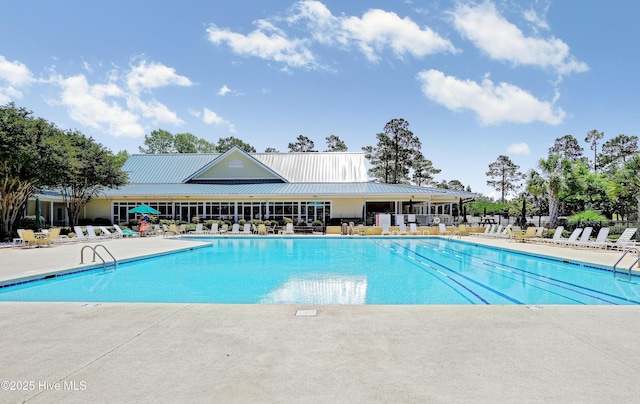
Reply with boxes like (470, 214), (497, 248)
(612, 247), (640, 280)
(80, 244), (118, 271)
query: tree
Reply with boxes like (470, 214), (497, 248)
(288, 135), (316, 152)
(436, 179), (465, 191)
(535, 155), (572, 227)
(362, 119), (422, 184)
(57, 131), (128, 226)
(0, 103), (66, 236)
(138, 129), (175, 153)
(174, 132), (199, 153)
(486, 155), (523, 203)
(195, 138), (216, 153)
(585, 129), (604, 172)
(216, 136), (256, 153)
(548, 135), (584, 161)
(598, 134), (638, 172)
(325, 135), (348, 152)
(611, 155), (640, 236)
(114, 150), (130, 167)
(264, 147), (279, 153)
(412, 156), (440, 186)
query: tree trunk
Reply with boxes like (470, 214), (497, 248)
(548, 194), (559, 228)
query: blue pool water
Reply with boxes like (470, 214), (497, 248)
(2, 238), (639, 305)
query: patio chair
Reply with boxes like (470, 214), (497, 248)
(242, 223), (252, 235)
(20, 229), (38, 248)
(86, 225), (107, 240)
(409, 223), (422, 235)
(35, 228), (61, 247)
(192, 223), (205, 234)
(563, 227), (592, 247)
(257, 224), (267, 235)
(13, 229), (25, 246)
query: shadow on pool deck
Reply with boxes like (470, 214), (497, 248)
(2, 236), (640, 402)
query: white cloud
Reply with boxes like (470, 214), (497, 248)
(450, 1), (587, 75)
(417, 69), (565, 125)
(194, 107), (236, 133)
(51, 58), (191, 137)
(126, 59), (193, 94)
(206, 21), (318, 69)
(0, 55), (34, 102)
(207, 1), (456, 68)
(339, 8), (458, 62)
(507, 142), (531, 155)
(56, 74), (145, 137)
(217, 85), (231, 96)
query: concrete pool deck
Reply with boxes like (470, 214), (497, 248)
(2, 235), (640, 402)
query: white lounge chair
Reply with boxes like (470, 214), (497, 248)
(242, 223), (252, 235)
(73, 226), (89, 241)
(563, 227), (592, 247)
(192, 223), (205, 234)
(608, 228), (638, 250)
(206, 223), (219, 235)
(229, 223), (240, 234)
(99, 226), (120, 239)
(282, 223), (295, 235)
(86, 225), (107, 240)
(409, 223), (422, 235)
(552, 228), (582, 246)
(575, 227), (610, 249)
(533, 226), (564, 244)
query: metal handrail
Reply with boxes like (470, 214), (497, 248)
(613, 247), (639, 280)
(80, 244), (117, 270)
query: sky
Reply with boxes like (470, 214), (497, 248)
(1, 0), (639, 198)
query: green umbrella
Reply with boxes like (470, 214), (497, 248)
(34, 196), (42, 229)
(128, 204), (160, 214)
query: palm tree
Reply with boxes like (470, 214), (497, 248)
(536, 155), (571, 228)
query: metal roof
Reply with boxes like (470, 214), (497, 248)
(103, 182), (473, 198)
(122, 151), (368, 184)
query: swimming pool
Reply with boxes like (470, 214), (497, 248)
(2, 238), (639, 304)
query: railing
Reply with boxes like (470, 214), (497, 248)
(80, 244), (118, 271)
(613, 247), (639, 280)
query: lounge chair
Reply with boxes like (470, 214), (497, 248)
(113, 224), (138, 237)
(282, 223), (295, 235)
(99, 226), (119, 239)
(607, 228), (638, 250)
(206, 223), (219, 235)
(13, 229), (26, 246)
(325, 226), (341, 235)
(228, 223), (240, 234)
(533, 226), (564, 244)
(438, 223), (452, 235)
(86, 225), (107, 240)
(551, 228), (582, 246)
(220, 224), (229, 234)
(242, 223), (252, 235)
(409, 223), (422, 235)
(34, 228), (61, 247)
(563, 227), (592, 247)
(73, 226), (90, 241)
(575, 227), (610, 249)
(396, 223), (408, 235)
(192, 223), (205, 234)
(513, 226), (540, 242)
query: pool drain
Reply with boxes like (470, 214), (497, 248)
(295, 309), (317, 316)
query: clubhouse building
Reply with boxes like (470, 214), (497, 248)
(37, 147), (475, 226)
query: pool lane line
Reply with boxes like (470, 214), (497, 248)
(383, 240), (522, 304)
(416, 239), (622, 305)
(373, 241), (486, 304)
(416, 239), (638, 305)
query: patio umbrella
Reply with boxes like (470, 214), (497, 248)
(521, 198), (527, 226)
(34, 196), (42, 229)
(128, 204), (160, 214)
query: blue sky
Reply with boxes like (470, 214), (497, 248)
(1, 0), (638, 198)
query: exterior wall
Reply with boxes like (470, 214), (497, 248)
(85, 199), (112, 221)
(331, 198), (365, 218)
(198, 153), (279, 180)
